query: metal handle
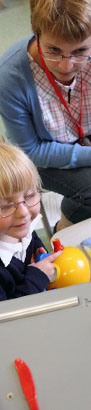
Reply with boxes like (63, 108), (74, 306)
(0, 296), (79, 323)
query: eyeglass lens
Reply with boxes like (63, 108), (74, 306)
(0, 191), (41, 217)
(43, 53), (89, 62)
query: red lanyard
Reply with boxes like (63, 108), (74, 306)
(38, 43), (84, 143)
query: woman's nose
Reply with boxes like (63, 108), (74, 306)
(58, 56), (73, 71)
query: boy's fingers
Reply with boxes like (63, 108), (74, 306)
(35, 247), (47, 257)
(46, 251), (62, 262)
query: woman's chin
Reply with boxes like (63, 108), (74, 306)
(53, 71), (76, 85)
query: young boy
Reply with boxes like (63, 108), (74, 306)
(0, 142), (61, 301)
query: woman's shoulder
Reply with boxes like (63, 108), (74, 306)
(0, 34), (35, 68)
(0, 34), (35, 93)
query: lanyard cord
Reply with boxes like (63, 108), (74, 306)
(38, 40), (84, 143)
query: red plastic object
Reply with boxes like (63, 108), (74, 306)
(52, 238), (64, 252)
(14, 359), (39, 410)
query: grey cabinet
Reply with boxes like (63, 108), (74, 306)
(0, 283), (91, 409)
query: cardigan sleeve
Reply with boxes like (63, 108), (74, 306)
(23, 265), (50, 294)
(0, 47), (91, 170)
(0, 285), (7, 301)
(0, 258), (50, 301)
(1, 90), (91, 169)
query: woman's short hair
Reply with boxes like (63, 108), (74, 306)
(0, 142), (41, 199)
(30, 0), (91, 41)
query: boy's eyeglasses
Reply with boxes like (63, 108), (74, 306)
(42, 52), (91, 63)
(0, 189), (43, 218)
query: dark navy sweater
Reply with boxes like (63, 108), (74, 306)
(0, 231), (49, 301)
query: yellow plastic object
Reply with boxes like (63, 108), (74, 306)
(83, 246), (91, 259)
(47, 246), (90, 290)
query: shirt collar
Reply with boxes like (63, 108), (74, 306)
(55, 76), (76, 90)
(0, 214), (42, 267)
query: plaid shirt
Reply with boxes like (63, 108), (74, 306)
(28, 54), (91, 143)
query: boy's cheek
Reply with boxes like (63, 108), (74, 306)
(0, 219), (7, 231)
(0, 217), (12, 233)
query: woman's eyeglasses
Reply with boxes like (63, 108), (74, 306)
(41, 51), (90, 63)
(37, 35), (91, 64)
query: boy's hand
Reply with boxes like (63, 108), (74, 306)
(35, 247), (47, 257)
(30, 247), (46, 263)
(30, 250), (62, 281)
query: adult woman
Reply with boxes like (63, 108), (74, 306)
(0, 0), (91, 230)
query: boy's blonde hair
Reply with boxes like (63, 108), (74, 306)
(30, 0), (91, 41)
(0, 143), (41, 199)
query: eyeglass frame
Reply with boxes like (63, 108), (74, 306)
(37, 35), (91, 63)
(0, 189), (43, 218)
(41, 51), (91, 63)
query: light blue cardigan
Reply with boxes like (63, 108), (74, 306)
(0, 34), (91, 169)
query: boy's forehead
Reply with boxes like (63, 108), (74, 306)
(0, 188), (36, 202)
